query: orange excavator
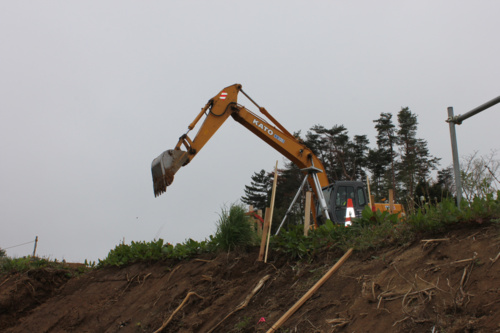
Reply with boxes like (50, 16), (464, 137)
(151, 84), (400, 226)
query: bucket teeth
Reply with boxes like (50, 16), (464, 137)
(151, 149), (189, 197)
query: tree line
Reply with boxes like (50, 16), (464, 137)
(241, 107), (455, 226)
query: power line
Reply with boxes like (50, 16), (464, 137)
(3, 240), (35, 250)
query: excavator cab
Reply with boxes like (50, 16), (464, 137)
(317, 181), (368, 225)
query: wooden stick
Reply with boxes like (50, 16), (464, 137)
(266, 248), (353, 333)
(153, 291), (203, 333)
(366, 176), (373, 210)
(257, 209), (263, 235)
(420, 238), (450, 243)
(304, 191), (312, 236)
(207, 275), (271, 333)
(264, 161), (279, 263)
(258, 208), (271, 262)
(388, 189), (394, 214)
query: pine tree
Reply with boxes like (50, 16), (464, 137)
(304, 124), (368, 182)
(371, 112), (397, 199)
(241, 169), (271, 211)
(396, 107), (440, 205)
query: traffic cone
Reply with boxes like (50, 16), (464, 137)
(345, 198), (355, 227)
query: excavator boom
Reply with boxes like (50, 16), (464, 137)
(151, 84), (331, 220)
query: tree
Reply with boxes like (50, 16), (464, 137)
(414, 168), (454, 206)
(304, 125), (369, 182)
(370, 112), (397, 199)
(241, 169), (272, 212)
(349, 134), (370, 181)
(396, 107), (440, 206)
(430, 166), (454, 200)
(460, 150), (500, 201)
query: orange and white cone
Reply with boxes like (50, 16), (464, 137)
(345, 198), (355, 227)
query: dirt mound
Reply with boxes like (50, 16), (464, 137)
(0, 268), (71, 330)
(1, 222), (499, 333)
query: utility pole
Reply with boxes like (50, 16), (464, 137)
(32, 236), (38, 258)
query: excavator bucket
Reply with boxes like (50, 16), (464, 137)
(151, 149), (190, 197)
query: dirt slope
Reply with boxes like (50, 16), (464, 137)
(1, 221), (500, 333)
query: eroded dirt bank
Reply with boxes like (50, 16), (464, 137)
(1, 221), (499, 333)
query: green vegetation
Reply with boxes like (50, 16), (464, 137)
(98, 203), (258, 267)
(95, 193), (500, 267)
(212, 203), (258, 251)
(0, 255), (90, 275)
(272, 193), (500, 261)
(97, 238), (214, 267)
(4, 194), (499, 274)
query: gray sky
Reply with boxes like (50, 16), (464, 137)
(1, 1), (499, 263)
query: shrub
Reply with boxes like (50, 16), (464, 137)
(213, 203), (258, 251)
(98, 239), (166, 267)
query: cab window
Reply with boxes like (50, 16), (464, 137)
(357, 187), (366, 206)
(336, 186), (355, 207)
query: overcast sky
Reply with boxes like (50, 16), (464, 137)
(1, 1), (499, 263)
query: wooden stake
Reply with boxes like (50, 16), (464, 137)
(366, 176), (373, 209)
(32, 236), (38, 258)
(264, 161), (279, 263)
(389, 189), (394, 214)
(304, 191), (312, 236)
(257, 209), (263, 235)
(258, 208), (271, 262)
(266, 248), (354, 333)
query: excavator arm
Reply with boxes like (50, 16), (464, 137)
(151, 84), (331, 221)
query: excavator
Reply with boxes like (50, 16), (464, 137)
(151, 84), (396, 227)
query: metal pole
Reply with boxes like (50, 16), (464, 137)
(451, 95), (500, 125)
(311, 172), (330, 221)
(447, 107), (462, 208)
(275, 175), (309, 235)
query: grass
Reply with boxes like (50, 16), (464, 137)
(98, 203), (258, 267)
(272, 192), (500, 260)
(212, 203), (259, 252)
(4, 194), (498, 274)
(0, 255), (91, 275)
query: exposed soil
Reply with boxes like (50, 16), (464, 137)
(1, 221), (500, 333)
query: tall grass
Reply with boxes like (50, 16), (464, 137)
(213, 203), (258, 251)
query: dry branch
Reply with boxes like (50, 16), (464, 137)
(165, 265), (181, 283)
(420, 238), (449, 249)
(193, 258), (215, 263)
(420, 238), (450, 243)
(207, 274), (271, 333)
(326, 317), (350, 328)
(489, 252), (500, 264)
(153, 291), (203, 333)
(0, 277), (10, 288)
